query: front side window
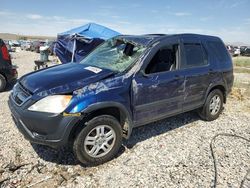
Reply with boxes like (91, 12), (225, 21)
(182, 43), (207, 68)
(145, 44), (179, 74)
(79, 38), (146, 73)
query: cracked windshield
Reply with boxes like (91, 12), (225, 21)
(80, 38), (146, 72)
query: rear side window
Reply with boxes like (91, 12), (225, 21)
(182, 43), (207, 69)
(206, 41), (230, 62)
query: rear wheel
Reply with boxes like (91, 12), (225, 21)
(0, 74), (7, 92)
(198, 89), (224, 121)
(73, 115), (122, 166)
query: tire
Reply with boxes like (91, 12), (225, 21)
(73, 115), (122, 166)
(198, 89), (224, 121)
(0, 74), (7, 92)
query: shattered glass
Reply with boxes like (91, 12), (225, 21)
(79, 38), (146, 72)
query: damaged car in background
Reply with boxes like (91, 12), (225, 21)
(8, 34), (234, 166)
(0, 39), (18, 92)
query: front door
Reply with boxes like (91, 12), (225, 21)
(132, 39), (185, 126)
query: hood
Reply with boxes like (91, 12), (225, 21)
(20, 63), (115, 95)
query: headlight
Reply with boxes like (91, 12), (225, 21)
(28, 95), (72, 113)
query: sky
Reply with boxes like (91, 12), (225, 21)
(1, 0), (250, 44)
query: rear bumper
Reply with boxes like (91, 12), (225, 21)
(8, 96), (81, 148)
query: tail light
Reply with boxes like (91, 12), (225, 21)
(1, 45), (10, 61)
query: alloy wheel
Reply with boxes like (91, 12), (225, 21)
(209, 95), (221, 116)
(84, 125), (116, 158)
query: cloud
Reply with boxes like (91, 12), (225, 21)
(0, 10), (13, 16)
(130, 3), (141, 8)
(213, 0), (247, 9)
(0, 9), (249, 44)
(51, 16), (64, 21)
(111, 15), (121, 19)
(0, 10), (93, 36)
(26, 14), (43, 20)
(173, 12), (191, 16)
(229, 0), (246, 8)
(117, 21), (131, 25)
(161, 27), (204, 34)
(200, 16), (213, 22)
(244, 18), (250, 25)
(99, 5), (114, 9)
(151, 10), (159, 13)
(215, 28), (250, 44)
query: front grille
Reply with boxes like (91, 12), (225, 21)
(11, 83), (32, 106)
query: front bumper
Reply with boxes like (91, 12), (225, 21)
(8, 96), (81, 148)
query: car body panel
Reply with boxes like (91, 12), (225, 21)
(180, 36), (215, 111)
(20, 63), (115, 96)
(131, 36), (185, 126)
(132, 71), (185, 126)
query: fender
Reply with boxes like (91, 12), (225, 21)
(81, 101), (133, 139)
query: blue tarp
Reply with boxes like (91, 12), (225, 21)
(55, 23), (121, 64)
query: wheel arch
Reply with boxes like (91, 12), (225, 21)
(206, 84), (227, 103)
(68, 102), (133, 143)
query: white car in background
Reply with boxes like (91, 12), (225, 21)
(226, 45), (240, 56)
(233, 47), (240, 56)
(20, 41), (31, 51)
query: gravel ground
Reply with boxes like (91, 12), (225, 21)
(0, 50), (249, 188)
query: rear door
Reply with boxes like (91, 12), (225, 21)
(180, 36), (211, 111)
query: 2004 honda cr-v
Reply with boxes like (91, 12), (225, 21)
(8, 34), (234, 165)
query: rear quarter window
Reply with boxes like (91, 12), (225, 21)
(206, 41), (231, 63)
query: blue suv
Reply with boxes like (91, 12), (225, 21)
(8, 34), (234, 165)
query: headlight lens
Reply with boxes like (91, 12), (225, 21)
(28, 95), (72, 113)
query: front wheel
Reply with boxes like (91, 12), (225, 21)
(198, 89), (224, 121)
(73, 115), (122, 166)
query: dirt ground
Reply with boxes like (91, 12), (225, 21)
(0, 50), (250, 188)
